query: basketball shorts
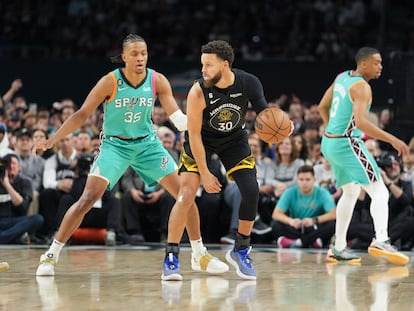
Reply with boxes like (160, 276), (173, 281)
(178, 134), (255, 180)
(321, 135), (381, 188)
(90, 134), (178, 189)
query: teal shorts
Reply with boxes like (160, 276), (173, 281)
(90, 134), (178, 190)
(321, 135), (381, 188)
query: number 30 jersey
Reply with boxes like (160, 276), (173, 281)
(198, 68), (267, 140)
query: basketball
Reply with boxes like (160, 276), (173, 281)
(254, 107), (293, 144)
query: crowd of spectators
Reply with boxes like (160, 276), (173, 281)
(1, 0), (414, 61)
(1, 76), (414, 251)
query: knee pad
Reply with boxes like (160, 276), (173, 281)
(232, 169), (259, 221)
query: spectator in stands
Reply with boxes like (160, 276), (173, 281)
(271, 136), (304, 199)
(0, 153), (43, 244)
(271, 165), (336, 248)
(120, 166), (175, 244)
(292, 133), (311, 165)
(348, 152), (414, 250)
(402, 147), (414, 203)
(57, 153), (121, 246)
(33, 129), (55, 160)
(14, 128), (45, 215)
(314, 153), (342, 202)
(0, 79), (23, 109)
(38, 134), (77, 240)
(73, 130), (92, 154)
(0, 123), (14, 157)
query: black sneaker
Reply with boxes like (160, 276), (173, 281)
(251, 217), (272, 235)
(220, 230), (237, 244)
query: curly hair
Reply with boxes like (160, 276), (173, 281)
(201, 40), (234, 66)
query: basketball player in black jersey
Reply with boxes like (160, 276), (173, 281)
(163, 40), (268, 280)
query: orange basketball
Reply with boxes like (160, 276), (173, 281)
(254, 107), (292, 144)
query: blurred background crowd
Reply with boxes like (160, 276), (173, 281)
(1, 0), (414, 61)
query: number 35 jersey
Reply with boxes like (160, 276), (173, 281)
(103, 68), (157, 138)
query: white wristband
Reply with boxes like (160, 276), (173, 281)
(169, 109), (187, 131)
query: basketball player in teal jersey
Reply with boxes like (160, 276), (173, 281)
(319, 47), (410, 265)
(34, 34), (227, 276)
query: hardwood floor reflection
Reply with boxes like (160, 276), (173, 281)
(0, 246), (413, 310)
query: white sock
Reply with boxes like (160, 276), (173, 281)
(362, 181), (390, 242)
(335, 183), (360, 250)
(190, 238), (205, 258)
(46, 239), (65, 262)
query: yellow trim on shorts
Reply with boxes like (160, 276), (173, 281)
(227, 153), (256, 181)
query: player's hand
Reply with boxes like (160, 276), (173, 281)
(200, 172), (222, 193)
(288, 121), (295, 136)
(32, 139), (53, 156)
(391, 138), (409, 157)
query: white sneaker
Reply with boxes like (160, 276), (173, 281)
(191, 249), (229, 274)
(36, 253), (57, 276)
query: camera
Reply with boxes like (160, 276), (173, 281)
(376, 152), (402, 170)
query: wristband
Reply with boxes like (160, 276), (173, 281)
(313, 217), (319, 225)
(169, 109), (187, 131)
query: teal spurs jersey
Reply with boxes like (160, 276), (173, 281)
(325, 71), (368, 137)
(103, 68), (157, 138)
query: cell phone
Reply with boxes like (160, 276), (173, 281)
(142, 193), (150, 200)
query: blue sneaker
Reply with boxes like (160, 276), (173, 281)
(226, 247), (256, 280)
(161, 253), (182, 281)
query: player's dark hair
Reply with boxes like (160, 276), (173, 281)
(201, 40), (234, 66)
(110, 34), (146, 63)
(297, 165), (315, 176)
(355, 47), (380, 64)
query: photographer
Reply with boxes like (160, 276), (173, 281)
(348, 152), (414, 249)
(56, 153), (121, 246)
(0, 153), (44, 244)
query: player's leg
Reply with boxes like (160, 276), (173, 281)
(36, 138), (128, 276)
(36, 175), (109, 276)
(363, 181), (409, 265)
(326, 182), (362, 264)
(225, 167), (258, 280)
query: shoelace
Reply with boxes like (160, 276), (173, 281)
(167, 253), (177, 269)
(240, 246), (253, 264)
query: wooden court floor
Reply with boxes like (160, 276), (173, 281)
(0, 244), (413, 311)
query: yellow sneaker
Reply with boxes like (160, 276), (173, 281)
(368, 239), (409, 265)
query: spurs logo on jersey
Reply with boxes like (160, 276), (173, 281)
(114, 97), (154, 110)
(209, 103), (242, 132)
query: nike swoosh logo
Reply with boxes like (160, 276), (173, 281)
(118, 86), (128, 91)
(210, 98), (220, 104)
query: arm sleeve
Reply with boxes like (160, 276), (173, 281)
(245, 73), (268, 114)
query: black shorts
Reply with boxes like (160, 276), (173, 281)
(178, 131), (255, 179)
